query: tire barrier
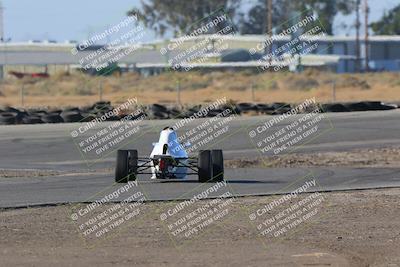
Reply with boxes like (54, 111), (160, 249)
(3, 106), (20, 113)
(255, 103), (275, 113)
(22, 116), (43, 124)
(151, 103), (168, 113)
(270, 103), (292, 114)
(343, 102), (371, 112)
(48, 109), (62, 114)
(321, 101), (396, 112)
(63, 107), (81, 113)
(61, 112), (84, 123)
(41, 113), (64, 124)
(94, 101), (111, 107)
(237, 102), (256, 112)
(150, 111), (169, 120)
(321, 103), (350, 112)
(207, 108), (225, 117)
(0, 100), (397, 125)
(364, 101), (396, 111)
(0, 112), (17, 125)
(13, 111), (28, 124)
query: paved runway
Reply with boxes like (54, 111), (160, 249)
(0, 110), (399, 208)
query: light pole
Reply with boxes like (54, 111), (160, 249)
(355, 0), (361, 72)
(364, 0), (369, 72)
(0, 0), (4, 43)
(0, 0), (4, 81)
(266, 0), (272, 64)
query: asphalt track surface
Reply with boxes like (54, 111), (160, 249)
(0, 110), (399, 208)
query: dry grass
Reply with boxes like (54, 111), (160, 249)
(0, 70), (399, 108)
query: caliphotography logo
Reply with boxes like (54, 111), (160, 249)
(1, 0), (400, 266)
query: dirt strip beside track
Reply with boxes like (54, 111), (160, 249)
(1, 188), (399, 267)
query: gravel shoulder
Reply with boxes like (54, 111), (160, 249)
(226, 147), (400, 168)
(1, 188), (399, 267)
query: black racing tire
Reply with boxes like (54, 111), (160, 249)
(41, 113), (64, 123)
(30, 110), (48, 116)
(321, 103), (350, 113)
(151, 104), (168, 113)
(63, 107), (81, 113)
(15, 111), (28, 124)
(80, 113), (97, 122)
(127, 150), (138, 181)
(365, 101), (396, 111)
(169, 108), (181, 119)
(48, 109), (63, 114)
(105, 115), (121, 121)
(61, 112), (84, 123)
(22, 116), (43, 124)
(207, 109), (224, 117)
(94, 101), (111, 106)
(271, 102), (289, 109)
(181, 110), (196, 118)
(188, 106), (201, 113)
(256, 103), (274, 112)
(80, 106), (95, 113)
(4, 106), (21, 113)
(271, 102), (291, 114)
(211, 150), (224, 182)
(115, 150), (138, 183)
(151, 111), (169, 120)
(343, 102), (370, 112)
(198, 150), (212, 183)
(116, 150), (129, 183)
(237, 102), (256, 112)
(0, 113), (17, 125)
(93, 105), (113, 114)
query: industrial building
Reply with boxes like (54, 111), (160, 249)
(0, 34), (400, 79)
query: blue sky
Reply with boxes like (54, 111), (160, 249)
(2, 0), (399, 42)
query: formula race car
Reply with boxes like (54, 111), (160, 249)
(115, 127), (224, 183)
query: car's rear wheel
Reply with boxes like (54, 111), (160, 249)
(211, 150), (224, 182)
(198, 150), (212, 183)
(127, 150), (138, 181)
(115, 150), (138, 183)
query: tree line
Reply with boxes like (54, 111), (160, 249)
(127, 0), (400, 36)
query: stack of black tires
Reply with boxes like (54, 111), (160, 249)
(0, 101), (119, 125)
(236, 102), (292, 115)
(1, 100), (398, 126)
(147, 103), (238, 120)
(320, 101), (396, 113)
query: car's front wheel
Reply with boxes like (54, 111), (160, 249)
(115, 150), (138, 183)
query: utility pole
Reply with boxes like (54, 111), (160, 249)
(0, 1), (4, 81)
(20, 83), (25, 107)
(176, 80), (181, 107)
(267, 0), (272, 39)
(355, 0), (361, 72)
(266, 0), (272, 65)
(250, 81), (255, 102)
(364, 0), (369, 72)
(98, 81), (103, 101)
(0, 0), (4, 42)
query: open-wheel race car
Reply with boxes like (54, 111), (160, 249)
(115, 127), (224, 183)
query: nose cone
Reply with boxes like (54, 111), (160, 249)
(158, 129), (177, 145)
(156, 127), (187, 158)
